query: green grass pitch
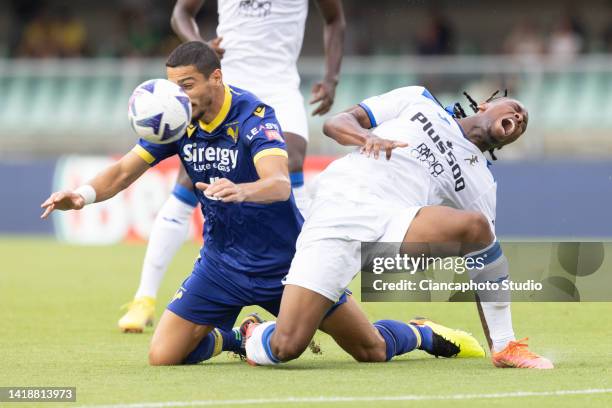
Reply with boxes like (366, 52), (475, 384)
(1, 237), (611, 407)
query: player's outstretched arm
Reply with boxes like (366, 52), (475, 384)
(171, 0), (225, 58)
(323, 105), (407, 160)
(195, 155), (291, 204)
(40, 151), (150, 219)
(311, 0), (346, 116)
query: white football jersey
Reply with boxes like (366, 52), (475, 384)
(315, 86), (498, 233)
(217, 0), (308, 92)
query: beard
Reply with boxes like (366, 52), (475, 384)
(190, 96), (213, 122)
(191, 109), (204, 121)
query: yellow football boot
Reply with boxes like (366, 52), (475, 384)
(118, 296), (156, 333)
(409, 317), (486, 358)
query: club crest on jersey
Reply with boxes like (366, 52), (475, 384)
(227, 125), (239, 143)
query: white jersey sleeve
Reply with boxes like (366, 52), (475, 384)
(358, 86), (426, 127)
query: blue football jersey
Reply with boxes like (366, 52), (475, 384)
(132, 85), (303, 276)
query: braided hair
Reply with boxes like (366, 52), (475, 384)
(452, 89), (508, 160)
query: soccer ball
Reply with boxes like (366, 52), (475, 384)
(128, 79), (192, 144)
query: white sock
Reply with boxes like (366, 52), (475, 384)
(134, 194), (195, 299)
(481, 301), (515, 352)
(245, 321), (281, 365)
(467, 242), (516, 352)
(291, 185), (310, 217)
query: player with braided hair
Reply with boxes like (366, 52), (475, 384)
(244, 86), (553, 369)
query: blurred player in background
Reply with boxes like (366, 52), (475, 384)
(245, 86), (554, 369)
(118, 0), (345, 333)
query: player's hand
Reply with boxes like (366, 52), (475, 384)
(310, 80), (336, 116)
(360, 135), (408, 160)
(207, 37), (225, 59)
(40, 191), (86, 219)
(196, 179), (245, 203)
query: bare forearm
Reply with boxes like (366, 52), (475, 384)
(88, 166), (133, 202)
(171, 0), (205, 42)
(323, 112), (371, 147)
(87, 153), (149, 202)
(322, 16), (345, 84)
(40, 152), (149, 218)
(240, 176), (291, 204)
(318, 0), (345, 84)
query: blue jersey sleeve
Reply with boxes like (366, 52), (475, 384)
(131, 138), (179, 166)
(241, 105), (288, 165)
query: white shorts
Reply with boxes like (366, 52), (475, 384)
(283, 194), (422, 301)
(249, 87), (309, 141)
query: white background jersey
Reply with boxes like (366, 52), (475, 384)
(217, 0), (308, 92)
(314, 86), (498, 234)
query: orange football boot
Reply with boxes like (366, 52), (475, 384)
(492, 338), (554, 369)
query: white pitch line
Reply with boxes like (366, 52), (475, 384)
(76, 388), (612, 408)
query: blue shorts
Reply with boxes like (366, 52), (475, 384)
(167, 255), (350, 331)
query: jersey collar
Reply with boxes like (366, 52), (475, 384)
(198, 84), (232, 133)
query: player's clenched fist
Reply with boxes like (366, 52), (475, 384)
(360, 134), (408, 160)
(40, 191), (86, 219)
(196, 179), (246, 203)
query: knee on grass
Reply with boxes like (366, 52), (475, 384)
(271, 332), (311, 362)
(349, 345), (387, 363)
(148, 346), (183, 366)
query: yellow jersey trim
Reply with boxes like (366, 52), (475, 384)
(407, 324), (422, 349)
(212, 329), (224, 357)
(199, 85), (232, 133)
(132, 145), (155, 165)
(253, 148), (288, 164)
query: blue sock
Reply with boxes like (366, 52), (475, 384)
(289, 172), (304, 188)
(172, 184), (198, 207)
(373, 320), (419, 361)
(221, 328), (243, 354)
(183, 328), (241, 364)
(415, 325), (433, 352)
